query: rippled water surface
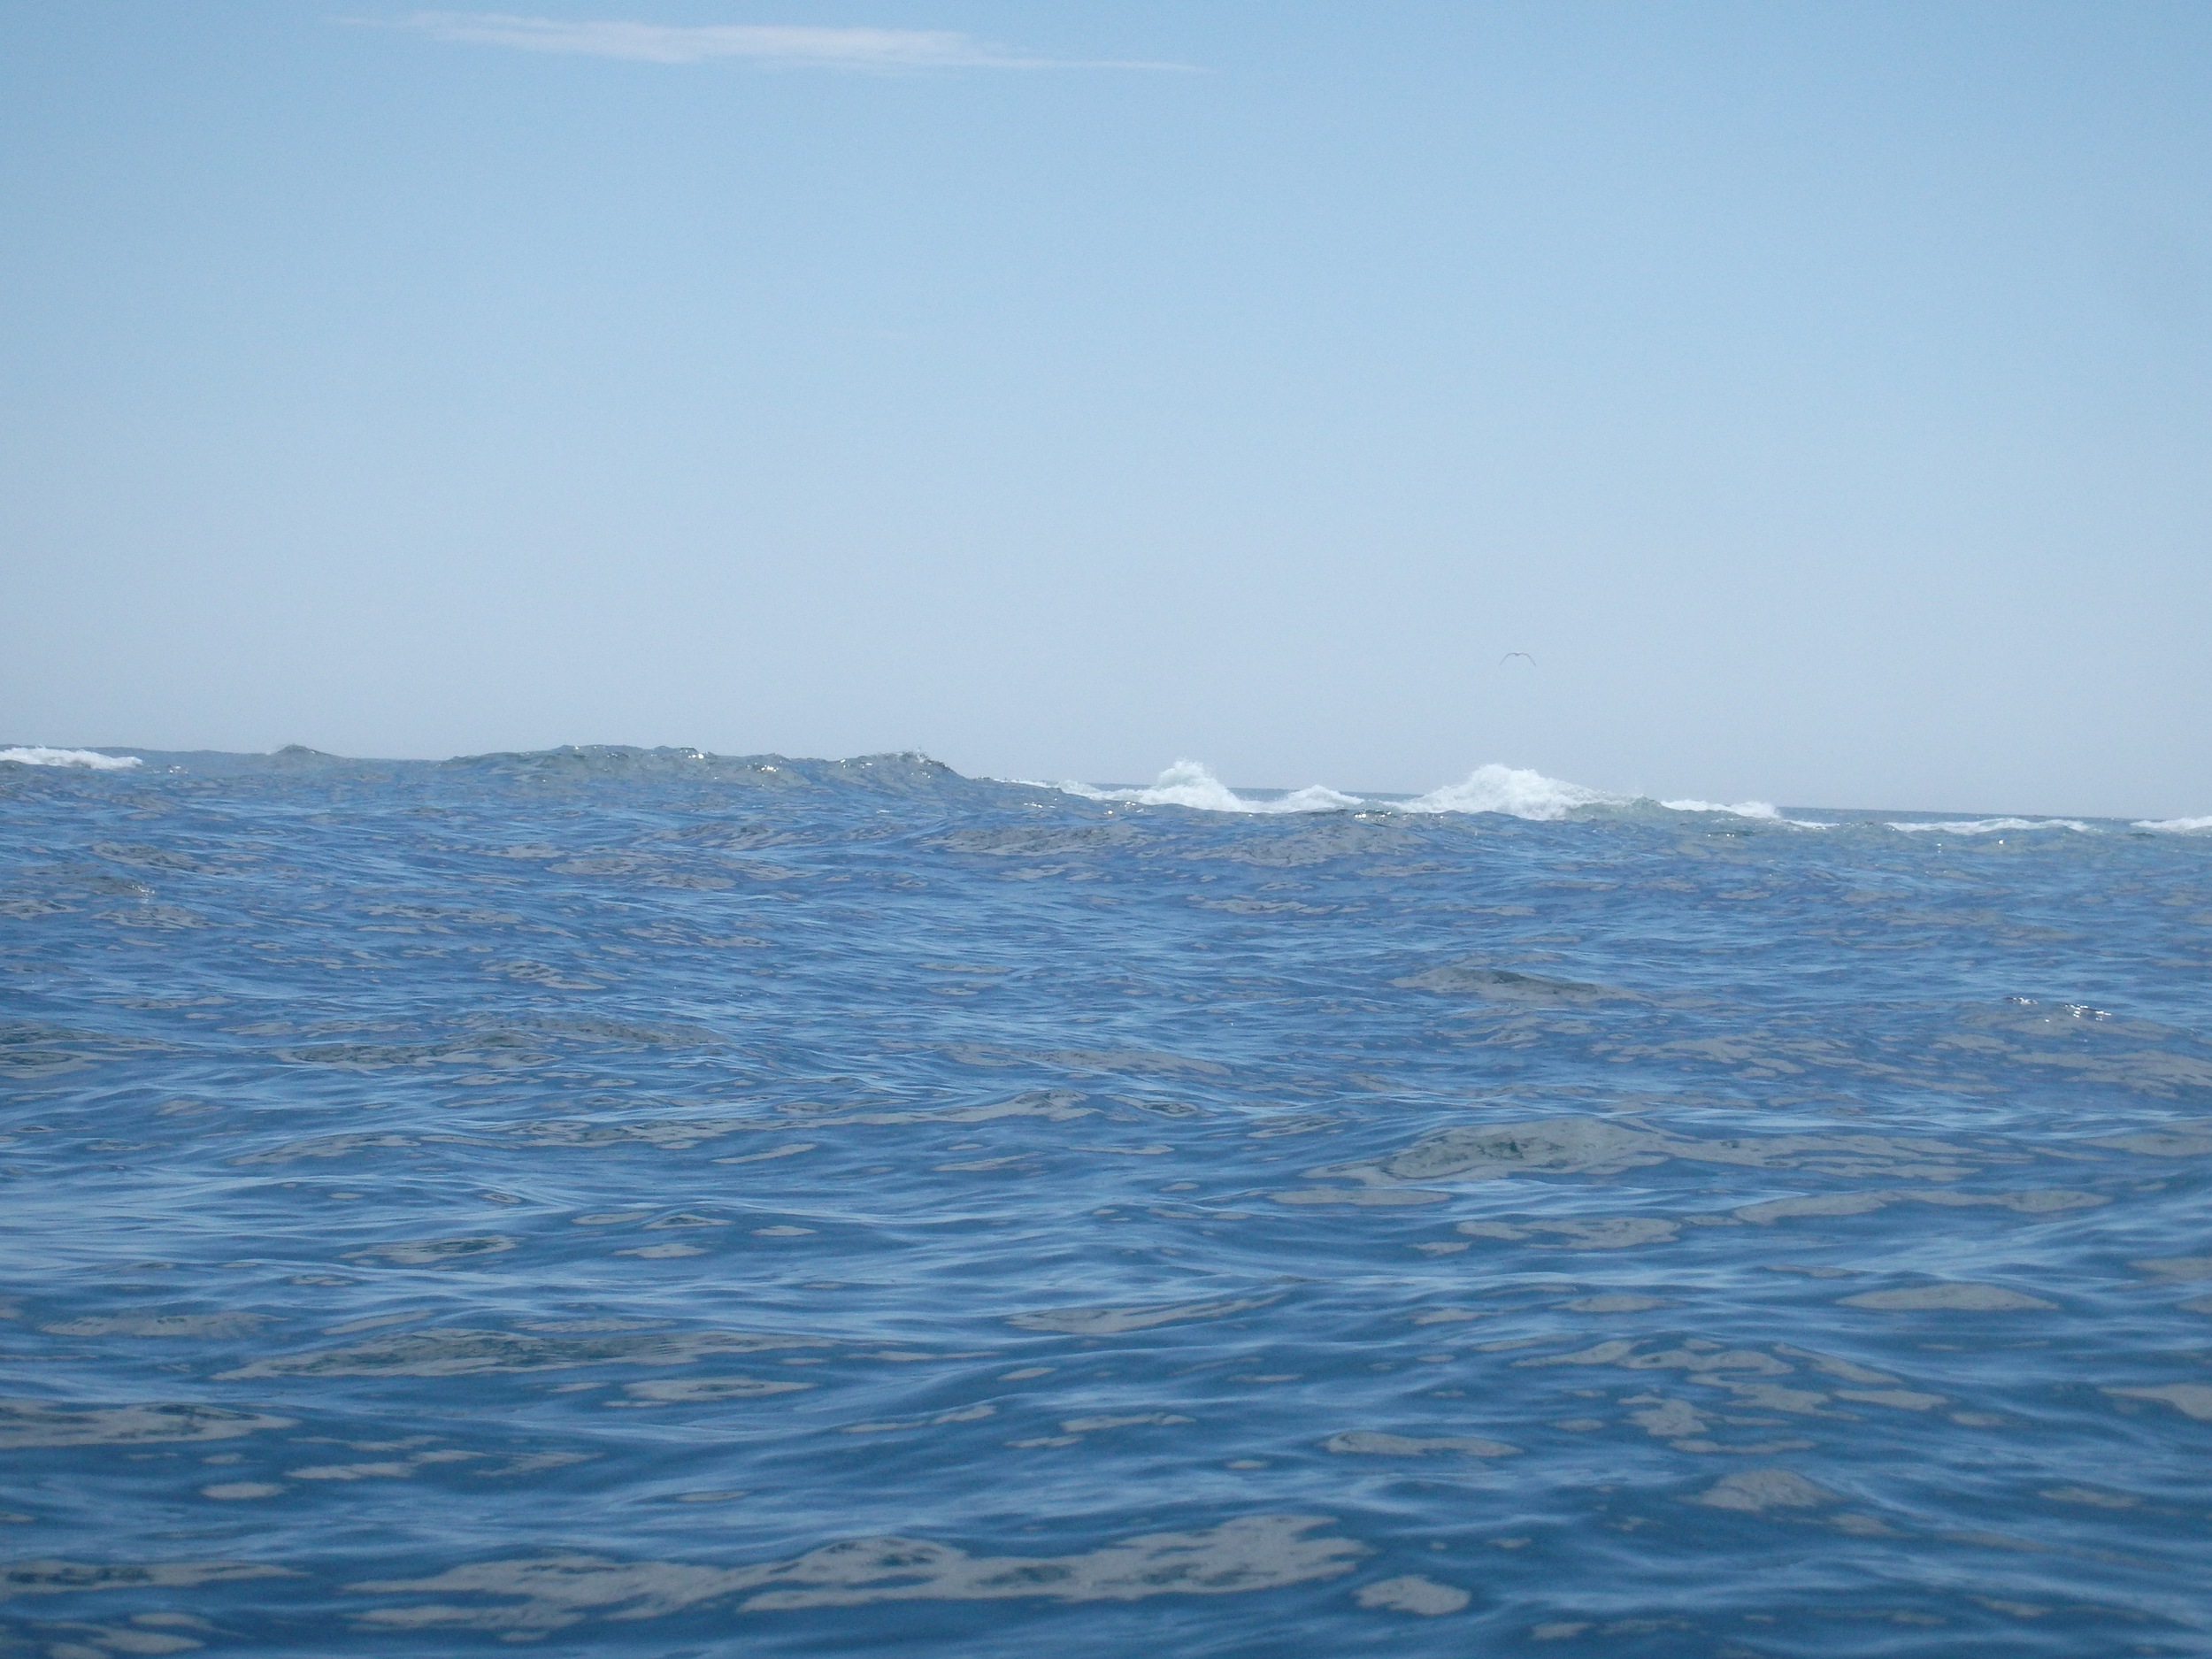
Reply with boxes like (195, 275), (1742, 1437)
(4, 747), (2210, 1656)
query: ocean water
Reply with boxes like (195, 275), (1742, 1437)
(4, 744), (2209, 1657)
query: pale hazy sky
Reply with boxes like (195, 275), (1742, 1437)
(4, 2), (2207, 815)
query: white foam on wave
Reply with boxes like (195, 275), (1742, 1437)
(2134, 815), (2212, 833)
(1398, 764), (1616, 820)
(1054, 761), (1363, 815)
(1045, 761), (1820, 826)
(1886, 816), (2093, 835)
(1659, 797), (1794, 821)
(0, 746), (141, 771)
(1663, 798), (1837, 828)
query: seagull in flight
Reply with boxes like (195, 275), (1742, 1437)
(1500, 651), (1536, 667)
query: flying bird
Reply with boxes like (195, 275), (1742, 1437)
(1500, 651), (1536, 667)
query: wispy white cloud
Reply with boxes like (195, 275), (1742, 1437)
(386, 12), (1187, 71)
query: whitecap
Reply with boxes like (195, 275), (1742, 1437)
(1050, 760), (1825, 826)
(1659, 797), (1837, 828)
(1398, 764), (1614, 819)
(1661, 798), (1835, 827)
(2134, 815), (2212, 833)
(1407, 768), (1815, 824)
(1886, 817), (2093, 834)
(0, 746), (141, 771)
(1054, 761), (1361, 815)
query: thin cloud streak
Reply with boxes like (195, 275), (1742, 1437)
(388, 12), (1189, 71)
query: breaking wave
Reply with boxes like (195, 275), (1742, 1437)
(2134, 815), (2212, 833)
(1400, 764), (1617, 820)
(1048, 761), (1809, 825)
(1052, 761), (1363, 816)
(0, 746), (141, 771)
(1886, 817), (2093, 835)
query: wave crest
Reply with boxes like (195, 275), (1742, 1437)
(1399, 764), (1615, 820)
(1886, 817), (2092, 835)
(0, 746), (142, 771)
(1048, 762), (1799, 824)
(1053, 761), (1363, 815)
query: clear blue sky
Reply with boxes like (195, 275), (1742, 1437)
(4, 2), (2207, 814)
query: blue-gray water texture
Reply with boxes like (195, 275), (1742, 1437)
(4, 746), (2209, 1658)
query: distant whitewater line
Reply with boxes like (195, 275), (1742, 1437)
(1048, 760), (1816, 825)
(4, 743), (2202, 832)
(1886, 815), (2093, 835)
(1042, 761), (2212, 833)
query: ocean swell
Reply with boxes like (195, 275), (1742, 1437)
(9, 741), (2195, 831)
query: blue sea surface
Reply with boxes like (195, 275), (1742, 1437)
(3, 745), (2209, 1656)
